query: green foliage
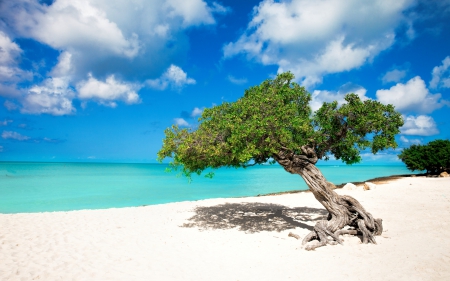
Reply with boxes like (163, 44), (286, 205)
(157, 72), (404, 177)
(398, 139), (450, 174)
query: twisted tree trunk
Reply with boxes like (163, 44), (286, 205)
(274, 146), (383, 250)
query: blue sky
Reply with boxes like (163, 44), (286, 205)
(0, 0), (449, 164)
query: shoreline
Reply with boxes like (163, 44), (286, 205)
(1, 163), (417, 214)
(258, 173), (422, 197)
(1, 176), (449, 280)
(1, 172), (423, 215)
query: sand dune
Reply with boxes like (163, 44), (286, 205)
(1, 177), (450, 280)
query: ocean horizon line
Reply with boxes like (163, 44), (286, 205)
(0, 160), (406, 167)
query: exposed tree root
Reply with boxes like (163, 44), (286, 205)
(301, 194), (383, 251)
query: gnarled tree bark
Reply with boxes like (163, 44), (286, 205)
(274, 146), (383, 250)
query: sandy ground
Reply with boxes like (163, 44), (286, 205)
(1, 177), (450, 281)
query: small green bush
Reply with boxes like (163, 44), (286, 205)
(398, 139), (450, 174)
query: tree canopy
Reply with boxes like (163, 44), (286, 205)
(398, 139), (450, 174)
(157, 72), (403, 177)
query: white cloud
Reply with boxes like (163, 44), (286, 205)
(147, 65), (196, 90)
(77, 74), (141, 107)
(399, 136), (408, 143)
(50, 52), (73, 77)
(0, 32), (31, 109)
(0, 0), (225, 82)
(21, 77), (76, 115)
(210, 2), (231, 14)
(166, 0), (214, 26)
(18, 51), (142, 113)
(2, 130), (30, 141)
(399, 135), (421, 145)
(4, 0), (140, 58)
(174, 118), (189, 127)
(430, 56), (450, 89)
(191, 107), (203, 117)
(10, 51), (76, 115)
(360, 152), (402, 163)
(0, 119), (13, 126)
(0, 0), (228, 115)
(0, 31), (21, 65)
(163, 1), (229, 26)
(0, 31), (32, 84)
(401, 115), (439, 136)
(0, 84), (22, 99)
(382, 69), (407, 84)
(310, 85), (369, 112)
(228, 75), (247, 85)
(223, 0), (415, 87)
(376, 76), (449, 114)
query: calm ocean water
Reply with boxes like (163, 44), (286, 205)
(0, 162), (417, 213)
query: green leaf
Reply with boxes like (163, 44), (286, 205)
(157, 72), (404, 178)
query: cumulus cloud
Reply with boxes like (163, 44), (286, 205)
(0, 31), (23, 81)
(50, 52), (73, 77)
(9, 0), (139, 58)
(382, 69), (407, 84)
(0, 0), (230, 115)
(21, 77), (76, 115)
(0, 31), (32, 95)
(2, 130), (30, 141)
(0, 0), (226, 82)
(0, 84), (23, 99)
(227, 75), (247, 85)
(147, 65), (196, 90)
(166, 0), (215, 26)
(0, 32), (32, 108)
(77, 74), (141, 107)
(0, 31), (21, 65)
(376, 76), (449, 114)
(174, 118), (189, 127)
(223, 0), (416, 87)
(7, 50), (142, 114)
(401, 115), (439, 136)
(430, 56), (450, 89)
(310, 85), (369, 112)
(8, 51), (76, 115)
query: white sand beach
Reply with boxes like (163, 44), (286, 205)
(1, 177), (450, 281)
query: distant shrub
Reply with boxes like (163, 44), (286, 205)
(398, 139), (450, 174)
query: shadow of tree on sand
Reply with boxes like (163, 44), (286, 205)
(182, 203), (327, 233)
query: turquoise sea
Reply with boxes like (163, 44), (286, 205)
(0, 162), (417, 214)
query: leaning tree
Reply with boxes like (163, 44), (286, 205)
(158, 72), (403, 250)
